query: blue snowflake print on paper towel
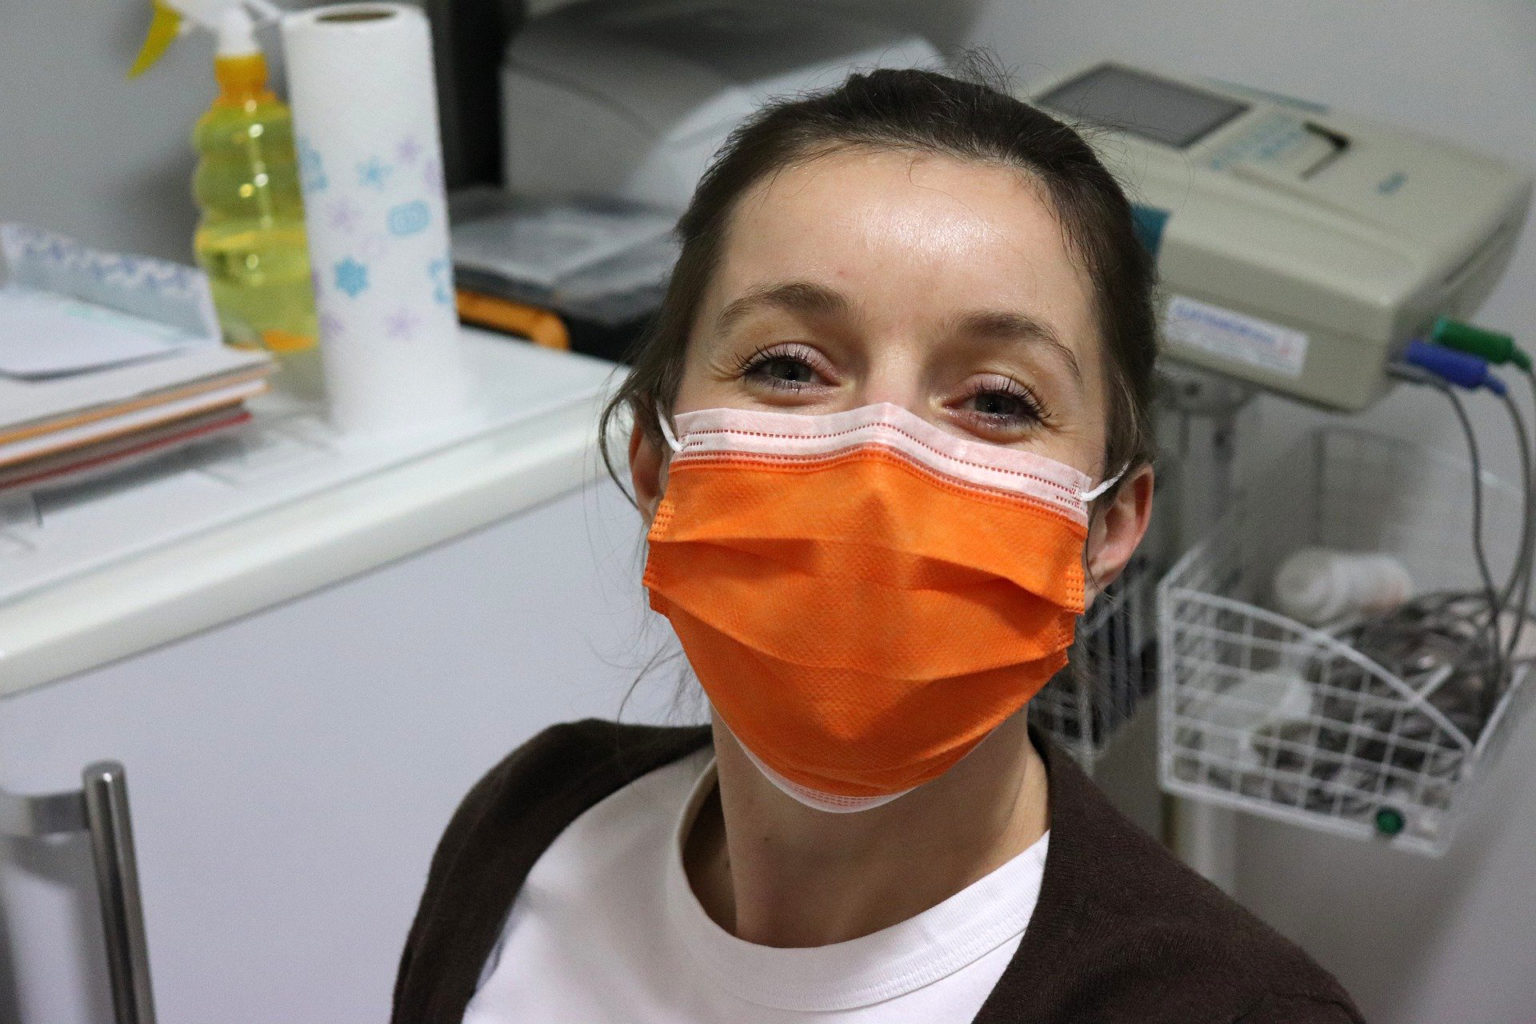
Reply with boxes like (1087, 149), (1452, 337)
(387, 200), (430, 237)
(357, 157), (393, 189)
(334, 257), (369, 298)
(297, 136), (327, 193)
(429, 258), (453, 306)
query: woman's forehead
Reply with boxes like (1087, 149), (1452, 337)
(700, 149), (1102, 378)
(721, 154), (1093, 323)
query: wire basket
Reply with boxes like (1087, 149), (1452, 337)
(1158, 427), (1534, 855)
(1032, 552), (1158, 766)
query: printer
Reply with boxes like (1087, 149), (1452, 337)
(499, 1), (943, 212)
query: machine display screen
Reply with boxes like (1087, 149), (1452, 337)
(1037, 65), (1248, 149)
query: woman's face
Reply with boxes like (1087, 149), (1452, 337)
(631, 145), (1151, 589)
(674, 147), (1111, 477)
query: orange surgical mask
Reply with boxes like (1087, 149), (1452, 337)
(644, 403), (1118, 812)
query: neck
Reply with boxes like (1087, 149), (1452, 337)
(683, 710), (1049, 948)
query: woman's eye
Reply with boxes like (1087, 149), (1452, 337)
(970, 390), (1029, 418)
(956, 380), (1049, 431)
(752, 356), (817, 385)
(738, 345), (829, 391)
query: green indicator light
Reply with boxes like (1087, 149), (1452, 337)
(1375, 807), (1406, 837)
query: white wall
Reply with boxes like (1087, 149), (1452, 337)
(961, 4), (1536, 1022)
(0, 2), (208, 262)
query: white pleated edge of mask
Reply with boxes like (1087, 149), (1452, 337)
(721, 720), (916, 814)
(657, 408), (1124, 504)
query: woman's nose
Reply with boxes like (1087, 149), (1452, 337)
(851, 353), (928, 417)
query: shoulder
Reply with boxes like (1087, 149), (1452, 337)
(427, 719), (712, 889)
(391, 719), (712, 1024)
(976, 732), (1365, 1024)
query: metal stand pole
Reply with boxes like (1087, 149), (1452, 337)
(1158, 364), (1254, 894)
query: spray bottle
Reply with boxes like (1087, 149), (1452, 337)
(132, 0), (321, 396)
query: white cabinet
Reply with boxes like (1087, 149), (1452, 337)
(0, 335), (680, 1023)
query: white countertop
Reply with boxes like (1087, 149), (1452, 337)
(0, 329), (623, 697)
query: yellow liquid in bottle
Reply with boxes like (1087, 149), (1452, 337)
(192, 57), (322, 398)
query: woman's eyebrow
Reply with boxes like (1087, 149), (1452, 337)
(714, 281), (852, 336)
(953, 309), (1083, 387)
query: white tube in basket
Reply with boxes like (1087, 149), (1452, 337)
(281, 3), (468, 435)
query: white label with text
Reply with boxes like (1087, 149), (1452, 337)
(1165, 295), (1309, 379)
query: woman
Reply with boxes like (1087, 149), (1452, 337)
(393, 69), (1364, 1023)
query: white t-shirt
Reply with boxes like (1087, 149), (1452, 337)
(463, 747), (1048, 1023)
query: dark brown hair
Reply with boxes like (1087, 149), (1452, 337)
(599, 65), (1157, 498)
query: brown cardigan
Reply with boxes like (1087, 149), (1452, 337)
(393, 720), (1365, 1023)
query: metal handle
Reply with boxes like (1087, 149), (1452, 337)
(82, 762), (157, 1024)
(0, 762), (157, 1024)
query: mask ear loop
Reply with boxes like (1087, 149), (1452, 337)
(657, 409), (683, 454)
(1081, 464), (1129, 595)
(1081, 465), (1128, 504)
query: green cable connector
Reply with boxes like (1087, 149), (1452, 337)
(1432, 317), (1532, 372)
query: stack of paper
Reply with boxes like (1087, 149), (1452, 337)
(1, 225), (275, 493)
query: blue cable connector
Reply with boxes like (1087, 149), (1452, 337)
(1402, 339), (1507, 395)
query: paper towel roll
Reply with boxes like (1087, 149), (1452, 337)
(282, 3), (468, 435)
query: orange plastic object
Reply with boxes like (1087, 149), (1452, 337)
(455, 290), (570, 350)
(644, 446), (1087, 797)
(260, 328), (314, 353)
(212, 54), (276, 107)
